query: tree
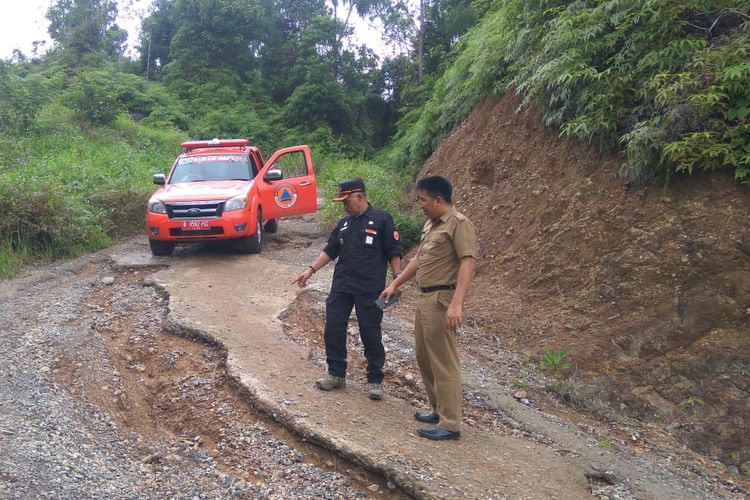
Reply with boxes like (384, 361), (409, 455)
(138, 0), (178, 80)
(46, 0), (127, 65)
(0, 63), (60, 133)
(375, 0), (476, 84)
(137, 0), (396, 153)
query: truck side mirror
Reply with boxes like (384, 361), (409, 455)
(153, 173), (166, 185)
(263, 168), (283, 182)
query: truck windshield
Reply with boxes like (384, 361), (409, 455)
(171, 155), (252, 182)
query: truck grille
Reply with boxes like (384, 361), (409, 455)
(169, 228), (225, 237)
(166, 200), (225, 219)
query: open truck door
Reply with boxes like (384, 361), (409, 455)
(257, 145), (317, 219)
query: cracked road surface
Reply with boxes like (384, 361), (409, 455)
(1, 210), (746, 498)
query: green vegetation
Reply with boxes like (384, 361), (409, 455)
(2, 0), (458, 277)
(385, 0), (750, 183)
(0, 105), (183, 278)
(678, 395), (705, 412)
(597, 437), (614, 452)
(1, 0), (746, 276)
(539, 347), (573, 378)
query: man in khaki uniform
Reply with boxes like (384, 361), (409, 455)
(380, 176), (476, 440)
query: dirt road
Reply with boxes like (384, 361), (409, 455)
(1, 211), (747, 498)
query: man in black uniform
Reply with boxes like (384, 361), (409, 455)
(293, 179), (401, 400)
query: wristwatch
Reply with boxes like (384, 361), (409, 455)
(392, 271), (401, 279)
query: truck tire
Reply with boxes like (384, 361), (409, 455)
(149, 239), (175, 256)
(236, 209), (262, 254)
(264, 218), (278, 233)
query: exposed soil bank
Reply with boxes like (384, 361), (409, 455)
(418, 91), (750, 470)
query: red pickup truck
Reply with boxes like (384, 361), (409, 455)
(145, 139), (317, 256)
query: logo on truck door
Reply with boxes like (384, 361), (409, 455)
(273, 183), (298, 208)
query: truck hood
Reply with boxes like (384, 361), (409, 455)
(153, 180), (253, 202)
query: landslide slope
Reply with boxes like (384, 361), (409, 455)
(418, 91), (750, 466)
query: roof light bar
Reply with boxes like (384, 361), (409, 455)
(180, 138), (249, 151)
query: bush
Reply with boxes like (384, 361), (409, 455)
(0, 183), (111, 277)
(386, 0), (750, 184)
(0, 113), (185, 279)
(0, 67), (61, 133)
(64, 69), (123, 125)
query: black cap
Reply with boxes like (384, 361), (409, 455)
(332, 178), (366, 201)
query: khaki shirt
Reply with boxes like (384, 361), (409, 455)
(416, 207), (477, 289)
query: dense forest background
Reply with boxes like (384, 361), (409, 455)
(0, 0), (748, 277)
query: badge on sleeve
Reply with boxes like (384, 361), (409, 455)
(393, 230), (400, 241)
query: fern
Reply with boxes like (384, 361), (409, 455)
(384, 0), (750, 185)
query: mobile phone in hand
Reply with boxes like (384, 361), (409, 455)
(375, 295), (399, 310)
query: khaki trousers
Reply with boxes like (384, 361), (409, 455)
(414, 290), (462, 432)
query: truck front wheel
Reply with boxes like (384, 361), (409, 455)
(149, 239), (175, 256)
(236, 209), (262, 254)
(264, 218), (278, 233)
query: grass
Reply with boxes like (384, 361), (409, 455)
(0, 106), (185, 279)
(678, 396), (705, 413)
(597, 437), (614, 452)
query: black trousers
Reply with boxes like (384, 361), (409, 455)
(324, 291), (385, 383)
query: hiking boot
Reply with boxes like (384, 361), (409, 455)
(367, 383), (383, 400)
(416, 427), (461, 441)
(315, 374), (346, 391)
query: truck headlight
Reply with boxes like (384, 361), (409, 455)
(148, 199), (167, 214)
(225, 194), (248, 211)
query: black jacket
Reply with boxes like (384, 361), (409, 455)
(323, 205), (401, 294)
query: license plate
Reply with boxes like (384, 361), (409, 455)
(181, 220), (211, 230)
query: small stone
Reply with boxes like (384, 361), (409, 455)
(386, 481), (396, 491)
(404, 373), (414, 382)
(513, 390), (527, 399)
(102, 276), (115, 285)
(142, 453), (162, 464)
(368, 484), (379, 492)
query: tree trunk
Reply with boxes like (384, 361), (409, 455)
(418, 0), (424, 83)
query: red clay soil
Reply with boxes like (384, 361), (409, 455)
(418, 91), (750, 467)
